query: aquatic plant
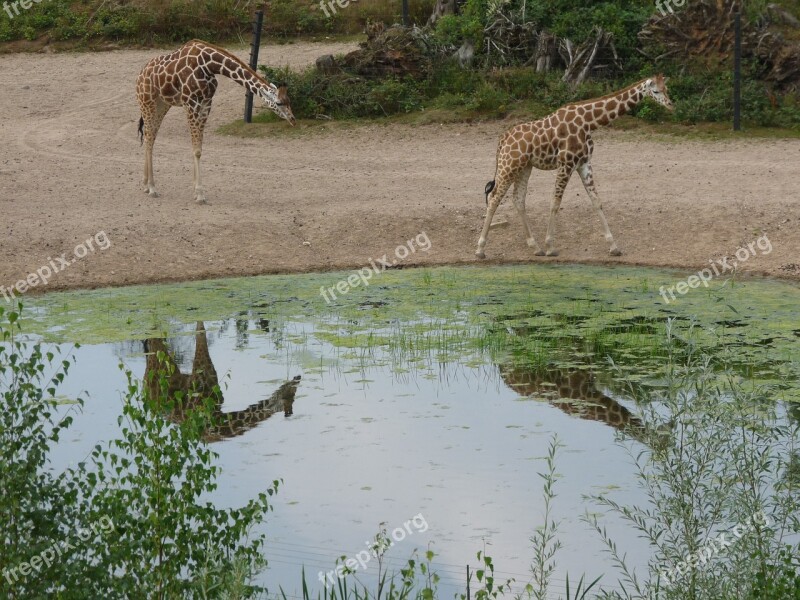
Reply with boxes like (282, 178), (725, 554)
(584, 320), (800, 600)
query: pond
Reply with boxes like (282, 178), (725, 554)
(17, 264), (800, 597)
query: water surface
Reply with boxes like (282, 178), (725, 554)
(19, 264), (800, 596)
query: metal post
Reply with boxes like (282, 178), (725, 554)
(402, 0), (409, 26)
(733, 10), (741, 131)
(244, 10), (265, 123)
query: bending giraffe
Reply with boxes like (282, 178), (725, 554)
(475, 75), (674, 259)
(143, 321), (302, 443)
(136, 39), (296, 204)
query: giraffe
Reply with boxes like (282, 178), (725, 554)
(135, 39), (296, 204)
(475, 75), (674, 259)
(499, 363), (649, 443)
(143, 321), (301, 443)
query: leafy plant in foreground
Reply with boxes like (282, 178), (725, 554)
(585, 320), (800, 600)
(0, 304), (83, 599)
(0, 306), (278, 598)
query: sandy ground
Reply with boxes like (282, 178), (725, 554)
(1, 40), (799, 299)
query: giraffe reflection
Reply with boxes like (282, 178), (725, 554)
(143, 322), (300, 443)
(499, 364), (647, 442)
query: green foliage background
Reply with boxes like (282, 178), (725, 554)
(254, 0), (800, 129)
(1, 0), (799, 128)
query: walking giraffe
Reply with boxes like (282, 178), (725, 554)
(136, 39), (296, 204)
(475, 75), (674, 259)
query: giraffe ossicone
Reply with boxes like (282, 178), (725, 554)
(136, 39), (296, 205)
(475, 75), (674, 259)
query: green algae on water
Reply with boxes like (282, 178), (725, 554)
(17, 264), (800, 402)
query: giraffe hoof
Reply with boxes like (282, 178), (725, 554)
(196, 198), (209, 205)
(148, 190), (159, 198)
(610, 248), (622, 256)
(534, 250), (545, 256)
(475, 250), (486, 259)
(526, 239), (542, 252)
(545, 250), (559, 257)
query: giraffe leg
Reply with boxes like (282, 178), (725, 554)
(475, 175), (513, 259)
(544, 165), (573, 257)
(141, 99), (170, 198)
(510, 166), (544, 255)
(186, 101), (212, 204)
(577, 162), (621, 256)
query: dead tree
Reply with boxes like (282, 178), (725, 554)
(484, 8), (538, 64)
(527, 31), (560, 72)
(561, 28), (620, 86)
(428, 0), (457, 26)
(639, 0), (800, 90)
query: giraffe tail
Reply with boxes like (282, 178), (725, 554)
(484, 180), (496, 206)
(137, 117), (144, 146)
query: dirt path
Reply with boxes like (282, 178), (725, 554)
(1, 41), (799, 300)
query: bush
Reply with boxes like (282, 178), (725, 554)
(466, 81), (510, 115)
(0, 0), (437, 44)
(434, 0), (652, 72)
(262, 50), (800, 129)
(368, 78), (424, 114)
(432, 10), (484, 48)
(266, 0), (331, 36)
(0, 305), (278, 598)
(0, 305), (83, 599)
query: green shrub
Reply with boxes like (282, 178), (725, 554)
(0, 305), (277, 598)
(368, 78), (424, 114)
(434, 0), (652, 72)
(0, 305), (83, 599)
(432, 11), (484, 48)
(466, 81), (510, 114)
(267, 0), (331, 36)
(270, 49), (799, 128)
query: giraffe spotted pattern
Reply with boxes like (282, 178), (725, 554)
(136, 39), (296, 204)
(476, 75), (674, 259)
(143, 322), (302, 443)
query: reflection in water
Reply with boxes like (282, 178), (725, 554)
(143, 321), (301, 442)
(499, 364), (646, 441)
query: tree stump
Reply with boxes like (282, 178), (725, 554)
(428, 0), (457, 26)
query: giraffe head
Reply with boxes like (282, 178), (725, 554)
(260, 83), (296, 126)
(643, 74), (674, 112)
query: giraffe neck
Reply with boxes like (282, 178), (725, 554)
(198, 42), (274, 98)
(573, 80), (647, 131)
